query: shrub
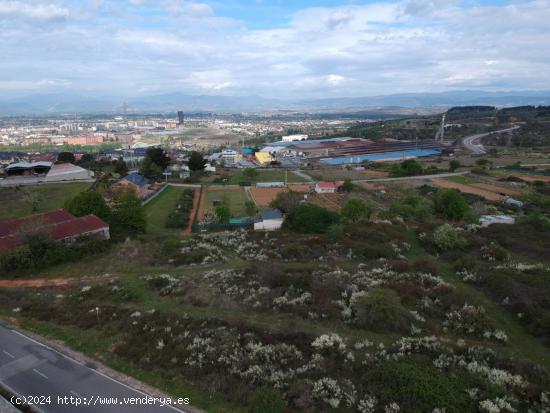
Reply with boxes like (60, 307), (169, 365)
(282, 204), (339, 233)
(341, 198), (373, 223)
(391, 159), (424, 177)
(434, 189), (471, 220)
(165, 189), (195, 229)
(248, 388), (285, 413)
(352, 288), (412, 332)
(433, 224), (467, 251)
(387, 195), (431, 222)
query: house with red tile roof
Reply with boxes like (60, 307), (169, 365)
(0, 209), (109, 252)
(314, 181), (337, 194)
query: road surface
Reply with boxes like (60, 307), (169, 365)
(0, 324), (187, 413)
(462, 126), (519, 155)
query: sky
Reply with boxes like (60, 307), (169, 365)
(0, 0), (549, 99)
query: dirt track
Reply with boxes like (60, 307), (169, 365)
(182, 188), (200, 235)
(509, 174), (550, 183)
(471, 183), (521, 196)
(0, 274), (117, 289)
(431, 178), (505, 201)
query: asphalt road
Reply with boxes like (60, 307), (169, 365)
(0, 324), (187, 413)
(462, 126), (519, 155)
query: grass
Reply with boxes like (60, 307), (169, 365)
(144, 186), (186, 234)
(223, 169), (306, 184)
(204, 188), (250, 217)
(0, 182), (91, 220)
(445, 175), (480, 185)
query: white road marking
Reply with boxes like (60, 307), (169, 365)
(7, 328), (187, 412)
(2, 350), (15, 359)
(70, 390), (83, 398)
(33, 369), (48, 379)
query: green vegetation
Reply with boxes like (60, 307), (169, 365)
(64, 190), (111, 220)
(434, 189), (471, 220)
(341, 198), (373, 223)
(109, 192), (146, 240)
(204, 189), (250, 217)
(215, 205), (231, 223)
(390, 159), (424, 177)
(0, 182), (91, 220)
(269, 190), (304, 213)
(188, 151), (207, 171)
(218, 169), (306, 184)
(165, 189), (195, 229)
(143, 187), (188, 234)
(139, 147), (170, 180)
(282, 203), (339, 233)
(384, 195), (431, 222)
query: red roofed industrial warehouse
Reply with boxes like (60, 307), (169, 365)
(0, 209), (110, 252)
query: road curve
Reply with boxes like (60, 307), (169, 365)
(0, 324), (188, 413)
(462, 126), (519, 155)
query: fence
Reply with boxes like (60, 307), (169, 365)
(192, 222), (253, 232)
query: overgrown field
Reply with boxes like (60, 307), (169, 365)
(0, 182), (91, 220)
(2, 171), (550, 413)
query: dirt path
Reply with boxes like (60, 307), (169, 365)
(0, 274), (117, 289)
(182, 188), (200, 235)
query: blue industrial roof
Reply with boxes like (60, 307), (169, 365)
(123, 172), (149, 187)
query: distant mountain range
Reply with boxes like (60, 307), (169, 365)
(1, 90), (549, 115)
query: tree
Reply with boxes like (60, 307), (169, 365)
(113, 157), (128, 176)
(282, 204), (339, 233)
(476, 158), (490, 167)
(64, 191), (111, 220)
(79, 153), (94, 166)
(341, 198), (373, 223)
(57, 152), (75, 163)
(188, 151), (206, 171)
(145, 147), (170, 171)
(341, 178), (354, 192)
(449, 159), (461, 172)
(269, 190), (303, 213)
(391, 159), (423, 177)
(139, 157), (162, 180)
(434, 189), (470, 220)
(242, 168), (259, 181)
(215, 205), (231, 223)
(245, 200), (257, 217)
(110, 192), (146, 239)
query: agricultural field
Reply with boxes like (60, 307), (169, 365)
(216, 169), (308, 184)
(0, 182), (91, 220)
(143, 186), (189, 235)
(200, 186), (250, 219)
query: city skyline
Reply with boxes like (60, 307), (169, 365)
(1, 0), (549, 99)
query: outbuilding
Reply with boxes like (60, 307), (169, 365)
(254, 209), (284, 231)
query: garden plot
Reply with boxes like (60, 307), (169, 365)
(200, 186), (250, 219)
(431, 178), (506, 201)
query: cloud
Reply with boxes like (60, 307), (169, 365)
(0, 0), (549, 98)
(0, 1), (69, 21)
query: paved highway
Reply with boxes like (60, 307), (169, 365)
(462, 126), (519, 155)
(0, 324), (186, 413)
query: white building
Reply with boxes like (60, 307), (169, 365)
(221, 149), (240, 164)
(44, 163), (94, 182)
(254, 209), (284, 231)
(282, 134), (308, 142)
(315, 181), (337, 194)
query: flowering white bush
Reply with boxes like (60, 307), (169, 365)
(312, 378), (342, 408)
(312, 333), (347, 355)
(479, 397), (517, 412)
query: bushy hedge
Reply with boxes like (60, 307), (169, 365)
(166, 189), (195, 229)
(0, 235), (109, 276)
